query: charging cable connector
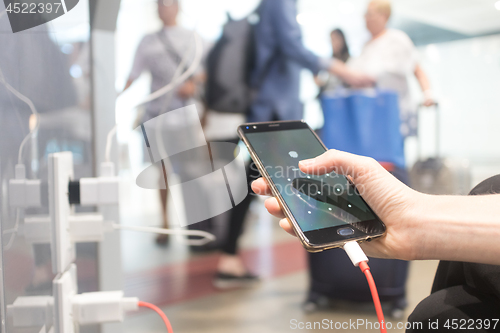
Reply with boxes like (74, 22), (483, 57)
(72, 291), (138, 325)
(343, 240), (368, 267)
(7, 296), (53, 328)
(343, 241), (387, 333)
(69, 162), (120, 206)
(8, 164), (41, 208)
(73, 294), (174, 332)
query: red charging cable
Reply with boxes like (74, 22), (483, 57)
(138, 301), (174, 333)
(359, 261), (388, 333)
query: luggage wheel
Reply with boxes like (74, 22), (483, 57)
(389, 298), (407, 319)
(302, 292), (329, 313)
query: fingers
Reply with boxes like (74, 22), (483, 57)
(251, 177), (273, 196)
(298, 149), (381, 182)
(250, 180), (295, 236)
(366, 75), (376, 86)
(279, 219), (296, 237)
(250, 179), (295, 237)
(347, 72), (375, 88)
(264, 197), (285, 219)
(423, 99), (435, 107)
(251, 179), (286, 219)
(355, 76), (376, 88)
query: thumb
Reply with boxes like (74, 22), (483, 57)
(298, 150), (410, 219)
(298, 149), (383, 184)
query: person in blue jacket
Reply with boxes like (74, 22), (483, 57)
(213, 0), (374, 289)
(249, 0), (373, 122)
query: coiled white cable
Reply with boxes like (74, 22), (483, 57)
(2, 209), (20, 250)
(0, 64), (40, 251)
(112, 223), (215, 246)
(0, 67), (40, 165)
(104, 125), (117, 163)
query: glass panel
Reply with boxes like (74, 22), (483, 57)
(0, 1), (98, 332)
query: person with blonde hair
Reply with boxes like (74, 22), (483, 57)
(369, 0), (392, 20)
(349, 0), (435, 137)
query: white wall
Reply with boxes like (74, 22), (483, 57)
(412, 35), (500, 165)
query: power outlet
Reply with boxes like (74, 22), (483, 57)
(48, 152), (75, 274)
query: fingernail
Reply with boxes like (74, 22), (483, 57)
(299, 158), (315, 167)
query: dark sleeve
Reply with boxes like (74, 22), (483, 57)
(270, 0), (322, 74)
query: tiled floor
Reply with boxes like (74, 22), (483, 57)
(123, 249), (439, 333)
(119, 172), (440, 333)
(116, 158), (500, 333)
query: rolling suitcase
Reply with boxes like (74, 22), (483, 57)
(410, 104), (471, 195)
(308, 90), (410, 318)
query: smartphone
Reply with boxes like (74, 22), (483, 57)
(238, 120), (386, 252)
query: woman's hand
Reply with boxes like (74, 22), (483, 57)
(177, 79), (196, 99)
(329, 59), (375, 88)
(422, 97), (436, 107)
(251, 150), (427, 261)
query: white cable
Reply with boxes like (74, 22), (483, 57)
(104, 125), (117, 163)
(343, 241), (369, 267)
(0, 9), (6, 20)
(3, 209), (20, 251)
(136, 32), (203, 108)
(153, 31), (200, 171)
(112, 223), (215, 246)
(0, 67), (40, 165)
(0, 66), (39, 251)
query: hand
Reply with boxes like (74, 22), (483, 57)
(329, 60), (375, 88)
(251, 150), (427, 261)
(344, 72), (376, 88)
(422, 98), (435, 107)
(314, 75), (324, 87)
(177, 79), (196, 99)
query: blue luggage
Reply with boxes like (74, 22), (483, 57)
(320, 89), (405, 168)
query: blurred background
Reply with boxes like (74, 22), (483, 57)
(1, 0), (500, 332)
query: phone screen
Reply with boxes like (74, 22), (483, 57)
(242, 123), (385, 244)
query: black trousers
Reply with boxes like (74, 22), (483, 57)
(221, 161), (260, 255)
(407, 175), (500, 332)
(220, 112), (281, 255)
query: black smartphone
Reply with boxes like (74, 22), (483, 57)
(238, 120), (386, 252)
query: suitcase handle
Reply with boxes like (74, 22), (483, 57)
(417, 102), (440, 159)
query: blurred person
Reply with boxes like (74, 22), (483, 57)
(315, 28), (351, 94)
(123, 0), (204, 245)
(252, 150), (500, 331)
(349, 0), (435, 137)
(330, 29), (350, 63)
(313, 29), (412, 312)
(249, 0), (374, 123)
(212, 0), (375, 289)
